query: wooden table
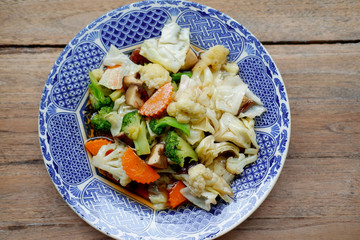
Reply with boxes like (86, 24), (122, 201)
(1, 0), (359, 239)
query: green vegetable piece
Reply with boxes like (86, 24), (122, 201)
(165, 131), (198, 167)
(91, 106), (113, 131)
(88, 70), (113, 110)
(171, 81), (178, 92)
(170, 71), (192, 83)
(109, 89), (123, 102)
(149, 116), (190, 136)
(121, 111), (150, 155)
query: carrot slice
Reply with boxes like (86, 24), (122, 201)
(138, 82), (173, 117)
(121, 147), (160, 184)
(105, 64), (122, 70)
(84, 138), (113, 156)
(168, 181), (187, 209)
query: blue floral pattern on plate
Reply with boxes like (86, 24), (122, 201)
(38, 1), (291, 239)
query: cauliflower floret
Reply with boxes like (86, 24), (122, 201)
(226, 153), (258, 174)
(167, 75), (206, 123)
(91, 143), (131, 186)
(193, 45), (229, 74)
(195, 135), (239, 167)
(222, 62), (239, 75)
(139, 63), (171, 89)
(208, 156), (235, 185)
(179, 163), (233, 211)
(186, 164), (233, 197)
(167, 99), (205, 123)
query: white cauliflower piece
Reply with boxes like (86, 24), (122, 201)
(186, 164), (233, 197)
(222, 62), (239, 75)
(208, 156), (235, 185)
(91, 143), (131, 186)
(195, 135), (239, 167)
(193, 45), (229, 74)
(180, 163), (233, 211)
(167, 100), (205, 123)
(139, 63), (171, 89)
(226, 153), (258, 174)
(167, 75), (206, 123)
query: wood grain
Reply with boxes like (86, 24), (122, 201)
(1, 42), (359, 239)
(0, 0), (359, 46)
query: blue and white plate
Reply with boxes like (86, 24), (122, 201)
(38, 0), (291, 239)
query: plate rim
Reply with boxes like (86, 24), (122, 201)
(38, 0), (291, 239)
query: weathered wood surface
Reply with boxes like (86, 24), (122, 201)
(1, 43), (359, 239)
(1, 0), (360, 239)
(0, 0), (359, 45)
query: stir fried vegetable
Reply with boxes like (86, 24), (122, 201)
(149, 116), (190, 136)
(121, 111), (150, 156)
(84, 22), (266, 211)
(88, 71), (112, 110)
(121, 147), (160, 184)
(165, 131), (198, 167)
(91, 106), (112, 131)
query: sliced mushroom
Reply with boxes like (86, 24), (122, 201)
(123, 73), (143, 90)
(238, 96), (255, 114)
(114, 132), (134, 147)
(129, 48), (150, 65)
(147, 143), (168, 169)
(125, 84), (146, 108)
(180, 48), (199, 71)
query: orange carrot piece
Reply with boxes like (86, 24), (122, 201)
(105, 64), (122, 70)
(85, 138), (113, 156)
(138, 82), (173, 117)
(121, 147), (160, 184)
(168, 181), (187, 209)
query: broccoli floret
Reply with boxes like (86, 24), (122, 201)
(88, 70), (113, 110)
(165, 131), (198, 167)
(149, 116), (190, 136)
(121, 111), (150, 155)
(91, 106), (113, 131)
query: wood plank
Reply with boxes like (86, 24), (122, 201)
(265, 43), (360, 161)
(0, 43), (359, 239)
(0, 156), (358, 239)
(0, 48), (62, 164)
(1, 43), (359, 164)
(0, 0), (359, 45)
